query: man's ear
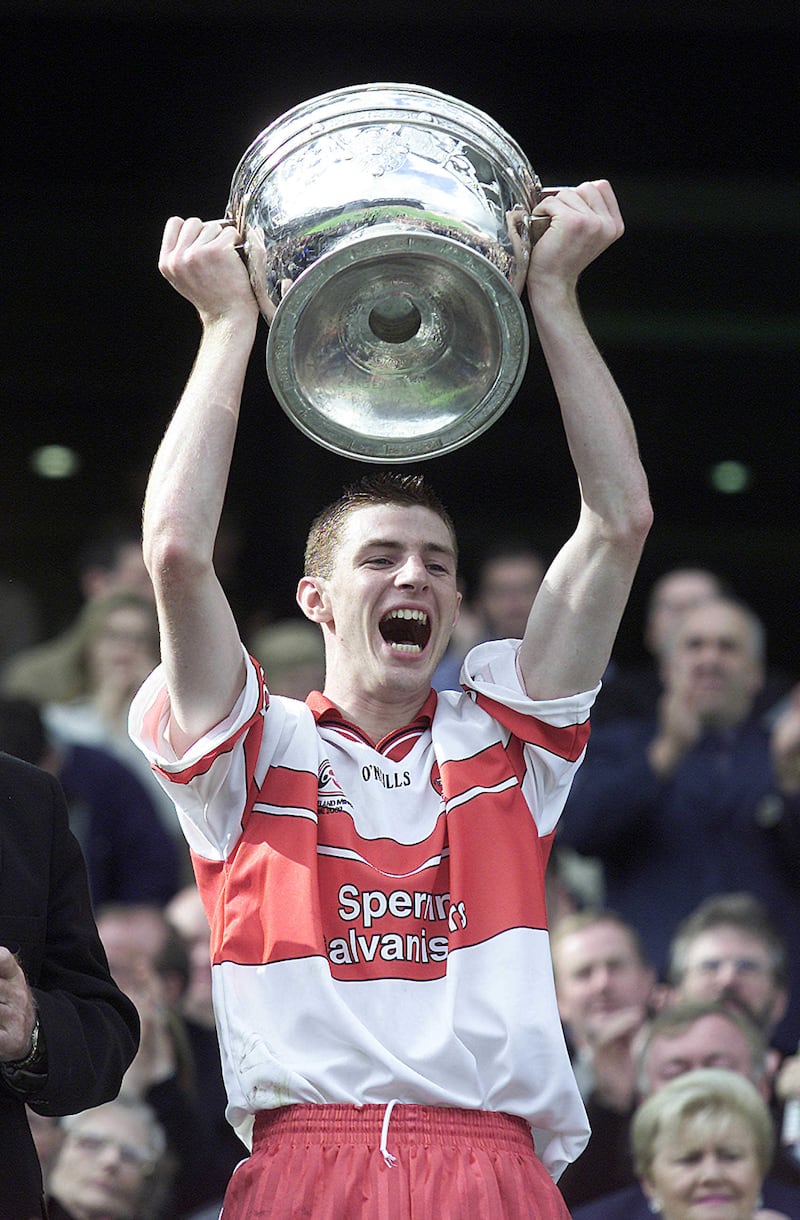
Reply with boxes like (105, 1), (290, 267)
(297, 576), (332, 624)
(769, 986), (789, 1031)
(453, 588), (462, 627)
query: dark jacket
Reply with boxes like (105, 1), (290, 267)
(558, 715), (800, 1051)
(571, 1176), (800, 1219)
(0, 753), (139, 1219)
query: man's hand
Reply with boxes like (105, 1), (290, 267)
(117, 956), (177, 1096)
(648, 671), (706, 778)
(0, 947), (37, 1062)
(586, 1004), (650, 1113)
(158, 216), (259, 329)
(526, 180), (624, 304)
(771, 685), (800, 796)
(775, 1050), (800, 1103)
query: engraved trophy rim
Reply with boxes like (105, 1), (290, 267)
(266, 230), (529, 463)
(228, 82), (538, 462)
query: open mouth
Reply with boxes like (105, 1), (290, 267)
(379, 608), (431, 653)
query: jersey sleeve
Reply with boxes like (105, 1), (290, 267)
(461, 638), (599, 836)
(128, 646), (269, 859)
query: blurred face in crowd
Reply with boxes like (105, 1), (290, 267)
(476, 554), (544, 641)
(49, 1104), (156, 1220)
(643, 1112), (763, 1220)
(661, 601), (763, 729)
(553, 918), (655, 1047)
(88, 603), (159, 697)
(674, 927), (787, 1038)
(26, 1107), (63, 1185)
(166, 885), (214, 1026)
(644, 569), (721, 657)
(641, 1015), (766, 1099)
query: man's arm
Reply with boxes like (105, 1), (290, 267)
(517, 181), (653, 700)
(0, 762), (139, 1113)
(144, 217), (260, 753)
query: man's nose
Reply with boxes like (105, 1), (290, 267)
(396, 556), (428, 587)
(96, 1140), (124, 1169)
(589, 965), (612, 991)
(714, 960), (740, 988)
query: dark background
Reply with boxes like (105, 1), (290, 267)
(2, 1), (797, 670)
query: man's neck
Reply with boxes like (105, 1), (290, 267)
(322, 683), (431, 745)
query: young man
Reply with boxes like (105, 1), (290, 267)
(129, 180), (652, 1217)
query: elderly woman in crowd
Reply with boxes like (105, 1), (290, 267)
(631, 1068), (790, 1220)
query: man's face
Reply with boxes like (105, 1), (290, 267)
(642, 1014), (761, 1094)
(477, 555), (544, 641)
(645, 570), (720, 657)
(662, 602), (763, 728)
(51, 1105), (154, 1219)
(310, 503), (460, 700)
(553, 920), (655, 1046)
(89, 604), (159, 694)
(674, 928), (786, 1037)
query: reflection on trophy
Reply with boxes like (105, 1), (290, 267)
(226, 83), (549, 462)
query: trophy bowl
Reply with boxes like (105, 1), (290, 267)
(226, 83), (543, 462)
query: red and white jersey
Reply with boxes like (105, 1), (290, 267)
(129, 638), (596, 1180)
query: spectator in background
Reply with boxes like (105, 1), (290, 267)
(164, 884), (245, 1200)
(551, 909), (659, 1105)
(558, 597), (800, 1053)
(1, 527), (154, 705)
(666, 892), (800, 1170)
(96, 902), (239, 1217)
(566, 1000), (800, 1217)
(594, 566), (794, 726)
(0, 573), (43, 671)
(666, 893), (789, 1059)
(0, 750), (139, 1218)
(630, 1069), (786, 1220)
(42, 589), (188, 856)
(432, 537), (546, 690)
(551, 910), (660, 1206)
(249, 617), (326, 701)
(26, 1106), (64, 1193)
(0, 695), (182, 908)
(46, 1095), (171, 1220)
(592, 567), (727, 725)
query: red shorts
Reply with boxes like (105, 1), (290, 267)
(220, 1103), (572, 1219)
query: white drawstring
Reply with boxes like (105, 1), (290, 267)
(379, 1099), (399, 1168)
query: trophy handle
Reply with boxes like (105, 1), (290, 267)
(527, 186), (570, 243)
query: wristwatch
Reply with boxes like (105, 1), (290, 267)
(7, 1014), (42, 1070)
(0, 1014), (48, 1096)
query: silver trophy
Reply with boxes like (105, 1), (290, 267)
(226, 83), (550, 462)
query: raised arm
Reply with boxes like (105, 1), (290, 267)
(143, 217), (260, 753)
(518, 181), (653, 699)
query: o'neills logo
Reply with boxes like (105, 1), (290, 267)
(360, 763), (411, 789)
(317, 760), (353, 816)
(326, 883), (468, 966)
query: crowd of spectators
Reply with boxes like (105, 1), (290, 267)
(1, 528), (799, 1217)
